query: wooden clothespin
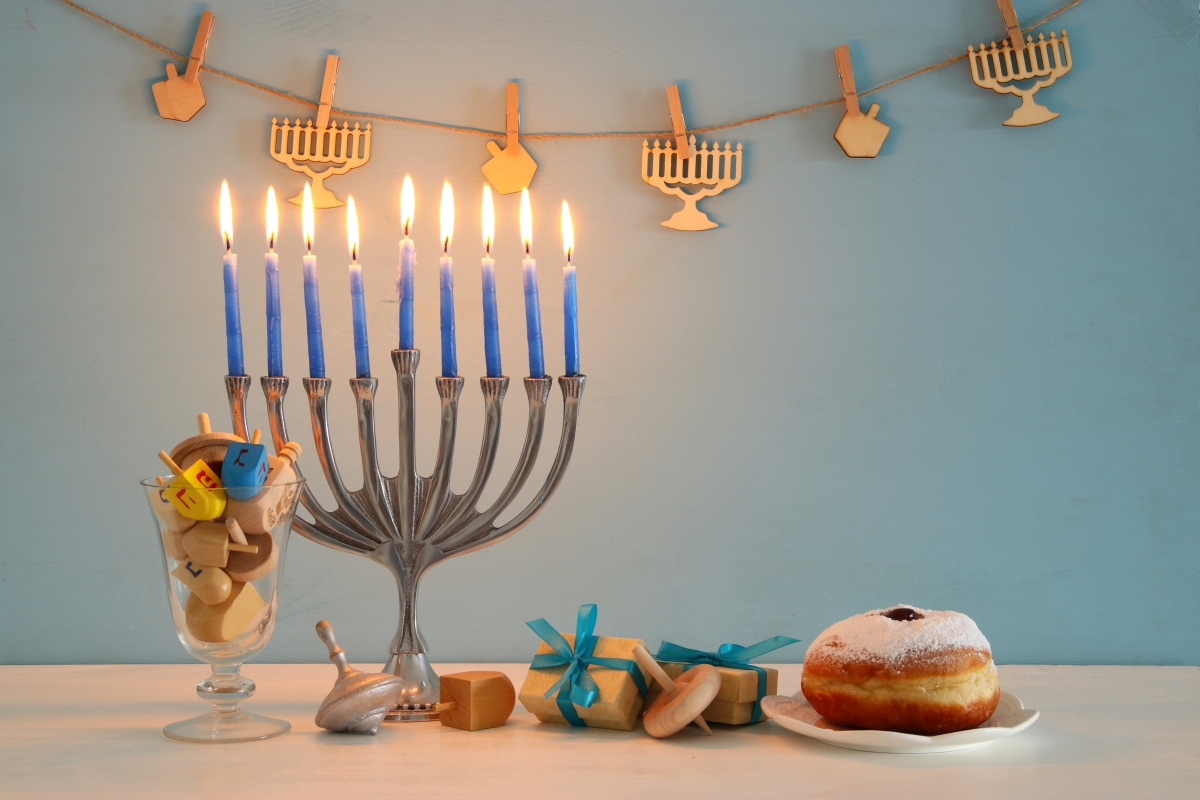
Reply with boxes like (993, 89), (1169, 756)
(666, 85), (695, 160)
(996, 0), (1026, 52)
(832, 45), (890, 158)
(151, 10), (215, 122)
(481, 82), (538, 194)
(315, 55), (340, 130)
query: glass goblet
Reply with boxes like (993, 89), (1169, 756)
(142, 475), (304, 743)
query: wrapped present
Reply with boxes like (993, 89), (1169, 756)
(651, 636), (800, 724)
(518, 604), (649, 731)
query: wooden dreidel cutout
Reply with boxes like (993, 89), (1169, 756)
(314, 620), (404, 734)
(438, 671), (516, 731)
(171, 560), (232, 606)
(186, 581), (265, 643)
(225, 531), (278, 582)
(183, 522), (258, 568)
(632, 645), (719, 738)
(481, 83), (537, 194)
(222, 429), (269, 501)
(151, 11), (214, 122)
(832, 45), (889, 158)
(224, 442), (302, 534)
(169, 412), (244, 473)
(158, 451), (226, 521)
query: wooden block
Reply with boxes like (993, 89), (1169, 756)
(171, 560), (232, 606)
(221, 442), (269, 500)
(225, 532), (278, 582)
(518, 634), (650, 731)
(165, 459), (226, 521)
(182, 522), (258, 568)
(160, 529), (189, 561)
(185, 580), (265, 643)
(223, 444), (301, 534)
(439, 671), (516, 731)
(151, 10), (214, 122)
(647, 663), (779, 725)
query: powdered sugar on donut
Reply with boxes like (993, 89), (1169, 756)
(805, 606), (991, 673)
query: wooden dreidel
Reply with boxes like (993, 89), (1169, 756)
(151, 475), (196, 535)
(832, 45), (890, 158)
(438, 671), (516, 731)
(186, 581), (265, 643)
(158, 451), (226, 521)
(171, 559), (232, 606)
(225, 531), (278, 582)
(151, 10), (215, 122)
(632, 645), (720, 738)
(182, 522), (258, 568)
(224, 442), (302, 534)
(222, 429), (270, 501)
(481, 82), (538, 194)
(169, 412), (244, 473)
(314, 620), (404, 734)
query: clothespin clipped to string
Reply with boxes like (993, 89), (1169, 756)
(995, 0), (1027, 53)
(481, 83), (538, 194)
(666, 85), (696, 160)
(832, 45), (890, 158)
(151, 10), (215, 121)
(315, 55), (340, 131)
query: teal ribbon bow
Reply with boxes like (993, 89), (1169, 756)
(526, 604), (649, 727)
(654, 635), (800, 722)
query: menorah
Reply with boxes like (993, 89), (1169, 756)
(223, 353), (584, 721)
(642, 135), (743, 231)
(968, 30), (1072, 127)
(269, 116), (372, 209)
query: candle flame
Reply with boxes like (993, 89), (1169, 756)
(346, 196), (359, 262)
(219, 181), (233, 251)
(439, 181), (454, 253)
(302, 183), (314, 252)
(482, 184), (494, 255)
(400, 175), (414, 238)
(265, 187), (278, 250)
(520, 187), (532, 255)
(561, 201), (573, 264)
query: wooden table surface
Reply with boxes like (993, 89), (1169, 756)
(0, 664), (1195, 798)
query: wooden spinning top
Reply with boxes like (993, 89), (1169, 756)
(632, 644), (720, 739)
(169, 413), (244, 471)
(314, 620), (403, 734)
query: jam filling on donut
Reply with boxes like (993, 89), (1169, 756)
(880, 607), (924, 621)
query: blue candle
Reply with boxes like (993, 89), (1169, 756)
(301, 184), (325, 378)
(347, 196), (370, 378)
(219, 181), (245, 376)
(265, 187), (283, 377)
(398, 175), (415, 351)
(561, 201), (580, 377)
(519, 188), (545, 378)
(439, 182), (457, 377)
(481, 185), (502, 377)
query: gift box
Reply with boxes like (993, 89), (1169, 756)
(651, 636), (800, 725)
(518, 604), (650, 731)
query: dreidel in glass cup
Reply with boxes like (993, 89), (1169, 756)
(182, 522), (259, 568)
(158, 451), (225, 521)
(224, 442), (302, 534)
(222, 429), (270, 501)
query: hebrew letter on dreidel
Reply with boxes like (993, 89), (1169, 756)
(151, 11), (215, 122)
(832, 45), (890, 158)
(481, 83), (537, 195)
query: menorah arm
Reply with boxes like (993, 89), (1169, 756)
(414, 377), (465, 542)
(224, 376), (251, 440)
(292, 513), (377, 555)
(433, 377), (509, 536)
(392, 351), (419, 545)
(431, 376), (551, 551)
(304, 377), (387, 541)
(350, 378), (400, 540)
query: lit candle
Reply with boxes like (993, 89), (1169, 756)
(561, 201), (580, 377)
(346, 196), (370, 378)
(481, 185), (502, 377)
(301, 184), (326, 378)
(219, 181), (245, 377)
(264, 187), (283, 377)
(520, 188), (545, 378)
(397, 175), (416, 351)
(439, 181), (457, 377)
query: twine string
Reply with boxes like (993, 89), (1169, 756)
(59, 0), (1085, 140)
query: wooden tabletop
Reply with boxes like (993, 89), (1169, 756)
(0, 664), (1195, 798)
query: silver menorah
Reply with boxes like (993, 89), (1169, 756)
(223, 353), (584, 721)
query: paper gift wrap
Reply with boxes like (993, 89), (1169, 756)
(646, 662), (779, 725)
(520, 633), (649, 730)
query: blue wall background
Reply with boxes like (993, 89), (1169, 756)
(1, 0), (1197, 665)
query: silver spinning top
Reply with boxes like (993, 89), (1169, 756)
(314, 620), (404, 734)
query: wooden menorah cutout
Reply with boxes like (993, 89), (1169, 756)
(151, 11), (214, 122)
(270, 55), (372, 208)
(833, 45), (890, 158)
(481, 82), (538, 194)
(641, 136), (742, 231)
(968, 0), (1072, 127)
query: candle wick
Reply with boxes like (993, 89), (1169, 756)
(269, 235), (275, 250)
(525, 243), (530, 257)
(444, 238), (449, 254)
(225, 236), (231, 253)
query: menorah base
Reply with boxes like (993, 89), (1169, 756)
(1003, 96), (1059, 127)
(383, 651), (441, 723)
(662, 204), (717, 231)
(288, 176), (344, 208)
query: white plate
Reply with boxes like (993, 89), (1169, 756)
(761, 690), (1038, 754)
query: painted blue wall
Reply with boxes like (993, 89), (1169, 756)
(0, 0), (1196, 665)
